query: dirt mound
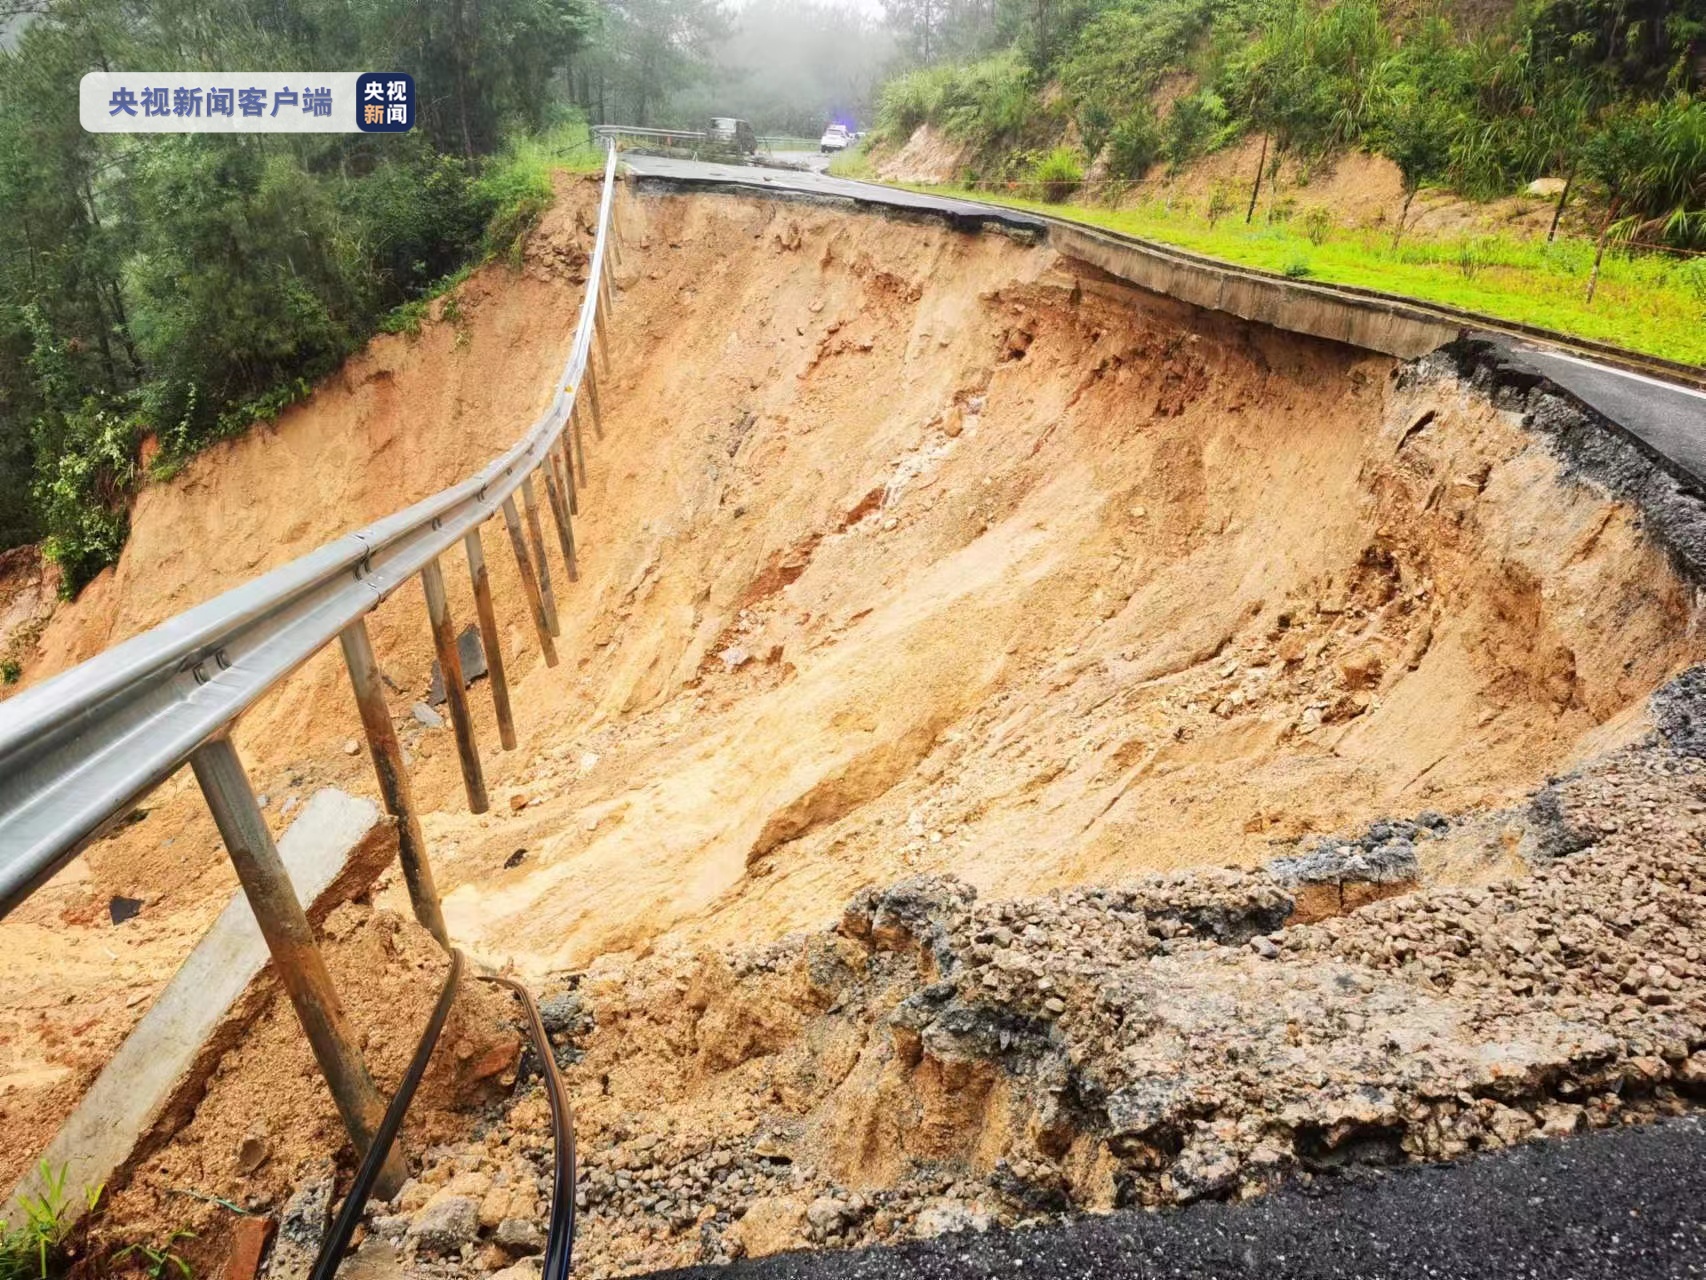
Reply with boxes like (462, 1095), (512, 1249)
(0, 545), (58, 696)
(875, 125), (972, 184)
(358, 724), (1706, 1275)
(1112, 136), (1569, 239)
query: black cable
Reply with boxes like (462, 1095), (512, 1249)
(309, 948), (465, 1280)
(477, 974), (578, 1280)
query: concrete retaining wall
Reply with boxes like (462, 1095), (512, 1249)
(1047, 224), (1462, 360)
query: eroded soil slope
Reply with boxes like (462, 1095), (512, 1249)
(4, 176), (1705, 1274)
(425, 186), (1696, 973)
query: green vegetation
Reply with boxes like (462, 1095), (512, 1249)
(0, 1162), (101, 1280)
(827, 143), (879, 180)
(1031, 146), (1086, 202)
(886, 180), (1706, 364)
(865, 0), (1706, 346)
(0, 0), (598, 594)
(112, 1232), (196, 1280)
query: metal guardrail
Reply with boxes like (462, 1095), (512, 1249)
(0, 142), (621, 1215)
(593, 124), (706, 148)
(592, 124), (823, 160)
(0, 144), (618, 911)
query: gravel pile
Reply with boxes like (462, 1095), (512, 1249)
(323, 681), (1706, 1279)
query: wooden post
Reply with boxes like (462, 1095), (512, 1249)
(421, 557), (488, 814)
(337, 619), (448, 945)
(502, 495), (558, 667)
(190, 736), (407, 1197)
(541, 455), (579, 584)
(519, 475), (558, 636)
(570, 402), (589, 482)
(586, 366), (605, 440)
(557, 434), (579, 515)
(463, 526), (517, 751)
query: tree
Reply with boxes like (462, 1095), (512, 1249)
(1580, 95), (1706, 302)
(0, 0), (594, 584)
(1370, 20), (1468, 247)
(581, 0), (727, 125)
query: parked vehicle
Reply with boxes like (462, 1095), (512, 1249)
(819, 124), (851, 153)
(708, 116), (757, 154)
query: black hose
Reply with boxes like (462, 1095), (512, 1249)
(477, 974), (578, 1280)
(310, 948), (465, 1280)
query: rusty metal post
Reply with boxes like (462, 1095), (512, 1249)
(502, 495), (558, 667)
(570, 401), (589, 482)
(337, 619), (448, 947)
(595, 307), (612, 377)
(541, 450), (580, 584)
(189, 735), (407, 1198)
(421, 557), (488, 815)
(519, 475), (558, 636)
(586, 365), (605, 440)
(462, 526), (517, 751)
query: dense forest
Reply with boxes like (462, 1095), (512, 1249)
(868, 0), (1706, 249)
(0, 0), (601, 591)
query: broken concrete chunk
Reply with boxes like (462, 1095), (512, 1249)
(265, 1160), (334, 1280)
(406, 1195), (479, 1255)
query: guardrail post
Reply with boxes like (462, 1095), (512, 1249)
(421, 557), (489, 814)
(189, 735), (407, 1197)
(558, 435), (579, 515)
(337, 619), (449, 946)
(463, 526), (518, 751)
(519, 475), (559, 636)
(586, 366), (605, 440)
(541, 452), (580, 584)
(570, 402), (589, 482)
(596, 303), (612, 377)
(502, 495), (558, 667)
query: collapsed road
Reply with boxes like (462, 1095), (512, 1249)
(4, 154), (1706, 1280)
(649, 1115), (1706, 1280)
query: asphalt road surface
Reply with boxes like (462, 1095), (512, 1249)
(622, 153), (1703, 479)
(622, 153), (1048, 235)
(647, 1116), (1706, 1280)
(1500, 339), (1706, 485)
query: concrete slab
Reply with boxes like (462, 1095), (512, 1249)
(3, 789), (396, 1224)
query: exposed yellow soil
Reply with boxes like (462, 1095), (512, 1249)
(2, 174), (1701, 1248)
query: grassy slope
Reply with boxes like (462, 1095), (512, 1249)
(833, 157), (1705, 366)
